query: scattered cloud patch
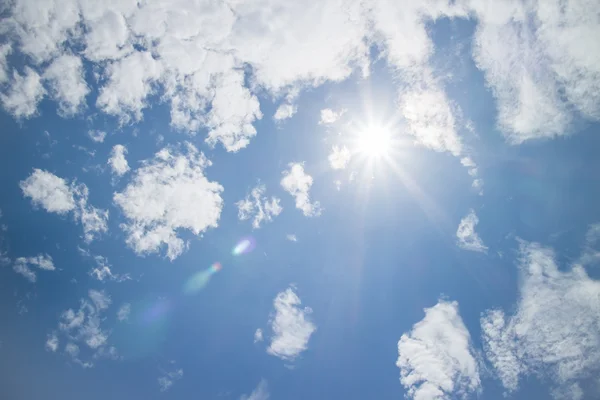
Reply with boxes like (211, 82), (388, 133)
(46, 333), (59, 352)
(286, 234), (297, 242)
(319, 108), (344, 125)
(273, 103), (297, 121)
(158, 366), (183, 392)
(42, 54), (89, 117)
(117, 303), (131, 322)
(114, 143), (223, 260)
(580, 223), (600, 266)
(20, 169), (76, 214)
(328, 145), (351, 170)
(397, 300), (481, 400)
(267, 287), (316, 361)
(254, 328), (264, 343)
(1, 67), (45, 119)
(456, 210), (487, 253)
(87, 130), (106, 143)
(241, 379), (269, 400)
(108, 144), (130, 176)
(281, 163), (321, 217)
(236, 185), (282, 229)
(481, 241), (600, 396)
(12, 254), (55, 283)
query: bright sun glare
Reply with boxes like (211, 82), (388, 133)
(356, 124), (392, 157)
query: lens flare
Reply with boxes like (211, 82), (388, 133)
(232, 237), (255, 255)
(183, 262), (222, 295)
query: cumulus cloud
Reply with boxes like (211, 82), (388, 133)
(158, 366), (183, 392)
(114, 143), (223, 260)
(328, 145), (351, 170)
(481, 241), (600, 396)
(267, 287), (316, 361)
(73, 184), (109, 243)
(0, 67), (45, 119)
(12, 254), (55, 282)
(397, 300), (481, 400)
(254, 329), (264, 343)
(52, 289), (118, 367)
(236, 185), (282, 229)
(281, 163), (321, 217)
(456, 210), (487, 253)
(87, 130), (106, 143)
(20, 169), (76, 214)
(45, 333), (59, 352)
(319, 108), (344, 125)
(108, 144), (130, 176)
(42, 53), (89, 117)
(241, 380), (269, 400)
(273, 103), (297, 121)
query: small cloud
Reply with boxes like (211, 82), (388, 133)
(236, 185), (282, 229)
(328, 145), (351, 170)
(108, 144), (130, 176)
(87, 130), (107, 143)
(45, 333), (59, 352)
(456, 209), (487, 253)
(117, 303), (131, 322)
(13, 254), (55, 282)
(158, 366), (183, 392)
(273, 103), (297, 121)
(319, 108), (344, 125)
(281, 163), (321, 217)
(240, 379), (269, 400)
(267, 286), (316, 361)
(254, 328), (263, 343)
(88, 289), (111, 311)
(286, 234), (297, 242)
(20, 169), (76, 214)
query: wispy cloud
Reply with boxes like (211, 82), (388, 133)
(241, 379), (269, 400)
(158, 364), (183, 392)
(456, 209), (487, 253)
(12, 254), (55, 282)
(236, 185), (282, 229)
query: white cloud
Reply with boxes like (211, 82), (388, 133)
(267, 287), (316, 361)
(108, 144), (130, 176)
(319, 108), (344, 125)
(46, 333), (59, 352)
(397, 300), (481, 400)
(20, 169), (75, 214)
(281, 163), (321, 217)
(73, 184), (109, 243)
(117, 303), (131, 322)
(254, 329), (264, 343)
(241, 379), (269, 400)
(456, 210), (487, 253)
(114, 143), (223, 260)
(328, 145), (351, 170)
(158, 367), (183, 392)
(286, 234), (297, 242)
(0, 66), (45, 119)
(42, 53), (89, 117)
(236, 185), (282, 229)
(273, 103), (297, 121)
(580, 223), (600, 266)
(0, 44), (12, 84)
(87, 130), (106, 143)
(481, 241), (600, 396)
(87, 255), (130, 283)
(88, 289), (111, 311)
(12, 253), (55, 283)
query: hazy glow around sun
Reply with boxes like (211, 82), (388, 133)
(356, 124), (392, 157)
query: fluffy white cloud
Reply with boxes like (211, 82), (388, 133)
(20, 169), (75, 214)
(117, 303), (131, 322)
(397, 300), (481, 400)
(319, 108), (344, 125)
(236, 185), (282, 229)
(241, 379), (269, 400)
(12, 253), (55, 282)
(73, 184), (109, 243)
(158, 367), (183, 392)
(281, 163), (321, 217)
(87, 130), (106, 143)
(42, 53), (89, 117)
(456, 210), (487, 253)
(481, 241), (600, 396)
(1, 67), (45, 119)
(52, 289), (118, 367)
(254, 328), (264, 343)
(273, 103), (297, 121)
(267, 287), (316, 361)
(108, 144), (130, 176)
(328, 145), (351, 170)
(114, 143), (223, 260)
(0, 44), (12, 83)
(286, 234), (298, 242)
(45, 333), (59, 352)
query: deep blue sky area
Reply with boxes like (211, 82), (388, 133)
(1, 2), (600, 400)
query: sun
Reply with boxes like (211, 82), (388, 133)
(355, 124), (392, 158)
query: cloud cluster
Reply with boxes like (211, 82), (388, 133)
(456, 209), (487, 253)
(397, 300), (481, 400)
(281, 163), (321, 217)
(108, 145), (130, 176)
(481, 241), (600, 397)
(236, 185), (282, 229)
(12, 253), (55, 282)
(49, 290), (119, 368)
(20, 169), (108, 242)
(267, 287), (316, 361)
(114, 143), (223, 260)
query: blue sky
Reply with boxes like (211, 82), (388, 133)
(1, 1), (600, 399)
